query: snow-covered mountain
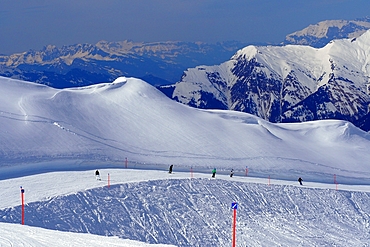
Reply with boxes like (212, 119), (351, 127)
(1, 76), (370, 183)
(0, 41), (246, 88)
(162, 30), (370, 132)
(283, 17), (370, 47)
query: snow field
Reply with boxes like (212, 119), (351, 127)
(1, 169), (370, 246)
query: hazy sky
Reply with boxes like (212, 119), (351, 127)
(1, 0), (369, 54)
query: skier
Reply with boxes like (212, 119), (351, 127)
(230, 169), (234, 178)
(169, 164), (173, 174)
(95, 170), (101, 180)
(298, 177), (303, 185)
(212, 168), (216, 178)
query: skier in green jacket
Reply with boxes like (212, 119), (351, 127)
(212, 168), (216, 178)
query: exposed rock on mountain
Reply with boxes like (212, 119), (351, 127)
(161, 30), (370, 131)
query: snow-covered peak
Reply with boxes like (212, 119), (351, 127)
(112, 76), (127, 84)
(231, 30), (370, 81)
(291, 20), (352, 38)
(232, 45), (259, 61)
(351, 28), (370, 46)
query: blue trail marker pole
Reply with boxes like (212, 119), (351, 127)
(231, 202), (238, 247)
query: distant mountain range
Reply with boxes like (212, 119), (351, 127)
(160, 29), (370, 132)
(283, 17), (370, 47)
(3, 18), (370, 89)
(0, 41), (247, 88)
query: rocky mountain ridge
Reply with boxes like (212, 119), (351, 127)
(160, 30), (370, 131)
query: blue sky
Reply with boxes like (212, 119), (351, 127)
(0, 0), (369, 54)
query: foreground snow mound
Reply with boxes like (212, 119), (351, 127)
(1, 177), (370, 246)
(1, 76), (370, 182)
(0, 222), (175, 247)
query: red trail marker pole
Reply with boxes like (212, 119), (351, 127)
(20, 186), (25, 225)
(245, 166), (248, 177)
(190, 166), (193, 179)
(231, 202), (238, 247)
(334, 174), (338, 191)
(108, 173), (110, 188)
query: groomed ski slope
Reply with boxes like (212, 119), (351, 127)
(1, 169), (370, 246)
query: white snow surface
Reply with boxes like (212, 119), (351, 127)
(0, 221), (174, 247)
(1, 169), (370, 246)
(1, 76), (370, 245)
(1, 76), (370, 183)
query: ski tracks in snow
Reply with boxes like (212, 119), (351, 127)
(1, 178), (370, 246)
(0, 235), (13, 247)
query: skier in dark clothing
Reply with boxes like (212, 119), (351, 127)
(212, 168), (216, 178)
(298, 177), (303, 185)
(169, 164), (173, 174)
(95, 170), (101, 180)
(230, 169), (234, 178)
